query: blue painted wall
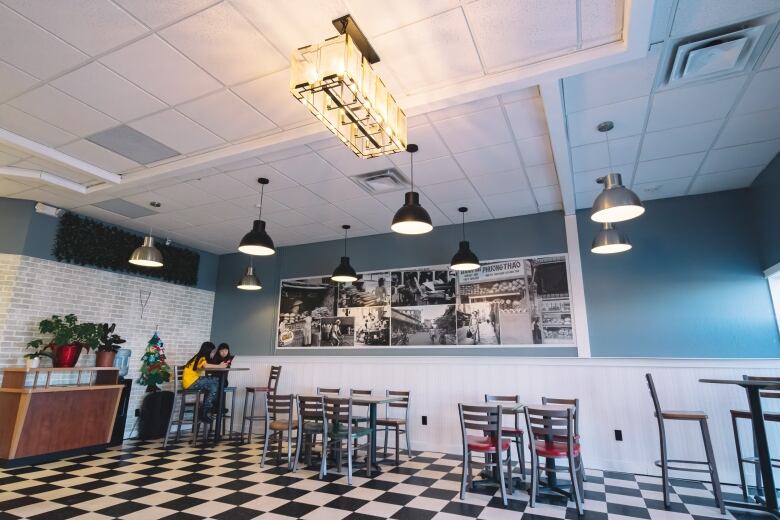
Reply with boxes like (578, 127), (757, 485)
(211, 211), (577, 356)
(0, 197), (219, 291)
(578, 189), (780, 358)
(751, 153), (780, 271)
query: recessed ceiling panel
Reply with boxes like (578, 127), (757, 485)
(94, 198), (158, 218)
(86, 125), (180, 165)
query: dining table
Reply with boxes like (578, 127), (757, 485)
(700, 378), (780, 519)
(205, 367), (249, 444)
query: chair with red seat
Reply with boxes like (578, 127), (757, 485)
(458, 403), (513, 507)
(542, 396), (585, 481)
(485, 394), (525, 482)
(524, 404), (584, 515)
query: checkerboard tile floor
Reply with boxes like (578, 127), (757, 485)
(0, 439), (756, 520)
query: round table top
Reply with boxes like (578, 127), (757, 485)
(205, 367), (249, 371)
(699, 378), (780, 387)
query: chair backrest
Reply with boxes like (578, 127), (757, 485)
(267, 365), (282, 394)
(524, 405), (575, 455)
(386, 390), (410, 419)
(744, 375), (780, 399)
(264, 393), (293, 421)
(542, 397), (580, 434)
(351, 388), (371, 413)
(318, 387), (341, 396)
(459, 404), (502, 449)
(298, 395), (325, 424)
(485, 394), (520, 428)
(645, 373), (666, 436)
(324, 396), (353, 436)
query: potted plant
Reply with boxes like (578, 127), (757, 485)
(24, 339), (54, 369)
(95, 323), (126, 367)
(32, 314), (100, 368)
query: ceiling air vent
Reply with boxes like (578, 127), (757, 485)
(352, 167), (409, 195)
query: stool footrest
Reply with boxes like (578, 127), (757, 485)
(655, 459), (712, 473)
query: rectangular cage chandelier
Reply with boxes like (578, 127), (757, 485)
(290, 17), (407, 159)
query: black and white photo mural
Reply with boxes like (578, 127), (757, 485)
(276, 254), (573, 348)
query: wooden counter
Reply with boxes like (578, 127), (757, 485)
(0, 367), (124, 467)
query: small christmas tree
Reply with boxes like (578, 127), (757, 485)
(137, 333), (171, 392)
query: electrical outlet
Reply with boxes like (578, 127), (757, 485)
(421, 415), (428, 426)
(614, 429), (623, 441)
(134, 408), (140, 417)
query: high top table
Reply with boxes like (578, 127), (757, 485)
(205, 367), (249, 444)
(700, 378), (780, 519)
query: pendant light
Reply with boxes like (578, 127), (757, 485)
(591, 223), (632, 254)
(450, 207), (480, 271)
(130, 205), (163, 268)
(239, 177), (275, 256)
(331, 225), (358, 283)
(236, 258), (262, 290)
(590, 121), (645, 223)
(391, 144), (433, 235)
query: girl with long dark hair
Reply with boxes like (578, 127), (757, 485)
(182, 341), (227, 422)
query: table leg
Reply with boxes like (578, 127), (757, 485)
(213, 373), (226, 444)
(746, 387), (777, 511)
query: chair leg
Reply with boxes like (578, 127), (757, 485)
(659, 421), (671, 508)
(700, 419), (726, 515)
(529, 452), (539, 508)
(261, 427), (271, 467)
(247, 393), (257, 444)
(366, 433), (373, 478)
(579, 453), (587, 482)
(731, 414), (749, 501)
(293, 427), (303, 472)
(516, 435), (525, 481)
(569, 454), (584, 515)
(347, 438), (353, 486)
(460, 449), (469, 500)
(506, 443), (513, 495)
(497, 448), (507, 507)
(320, 436), (328, 478)
(191, 399), (200, 446)
(383, 425), (389, 458)
(241, 390), (250, 443)
(752, 428), (764, 497)
(395, 427), (400, 466)
(405, 426), (412, 459)
(467, 451), (474, 490)
(287, 427), (294, 470)
(228, 391), (236, 440)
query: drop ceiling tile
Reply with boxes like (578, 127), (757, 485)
(426, 97), (500, 123)
(701, 139), (780, 173)
(432, 106), (513, 153)
(100, 35), (221, 106)
(255, 145), (312, 163)
(735, 68), (780, 115)
(74, 204), (131, 225)
(307, 177), (369, 204)
(270, 152), (342, 184)
(575, 189), (600, 209)
(580, 0), (624, 45)
(464, 0), (577, 71)
(533, 185), (563, 206)
(0, 177), (31, 196)
(321, 219), (374, 236)
(178, 90), (276, 142)
(114, 0), (221, 28)
(371, 9), (482, 93)
(504, 97), (548, 141)
(129, 109), (224, 154)
(316, 145), (393, 176)
(227, 164), (298, 192)
(482, 189), (537, 218)
(571, 135), (640, 172)
(3, 0), (146, 56)
(307, 137), (341, 151)
(232, 69), (314, 129)
(647, 76), (747, 132)
(194, 200), (256, 220)
(396, 155), (464, 186)
(267, 185), (326, 209)
(153, 181), (215, 207)
(715, 107), (780, 147)
(265, 208), (317, 227)
(160, 2), (287, 85)
(229, 193), (289, 215)
(564, 49), (660, 112)
(57, 140), (139, 172)
(526, 163), (559, 188)
(633, 177), (692, 201)
(689, 166), (764, 195)
(0, 60), (38, 103)
(422, 178), (479, 203)
(187, 173), (254, 200)
(9, 85), (118, 137)
(566, 96), (649, 146)
(0, 105), (78, 147)
(347, 0), (459, 37)
(633, 152), (705, 183)
(671, 0), (779, 37)
(390, 124), (450, 166)
(0, 4), (87, 79)
(455, 142), (521, 178)
(762, 34), (780, 70)
(133, 212), (194, 231)
(639, 120), (722, 161)
(468, 169), (529, 197)
(296, 203), (352, 223)
(166, 206), (225, 226)
(0, 147), (26, 166)
(52, 62), (166, 122)
(573, 164), (633, 193)
(500, 87), (540, 104)
(516, 135), (554, 166)
(9, 186), (83, 209)
(121, 191), (188, 213)
(437, 198), (493, 222)
(215, 157), (263, 172)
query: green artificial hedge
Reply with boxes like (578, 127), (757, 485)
(54, 212), (200, 287)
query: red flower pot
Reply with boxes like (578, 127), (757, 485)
(52, 344), (82, 368)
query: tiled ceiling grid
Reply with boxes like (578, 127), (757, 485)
(564, 1), (780, 208)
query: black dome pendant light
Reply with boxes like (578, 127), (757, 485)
(331, 225), (358, 283)
(391, 144), (433, 235)
(449, 207), (480, 271)
(238, 177), (275, 256)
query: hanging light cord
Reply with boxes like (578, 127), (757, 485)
(410, 149), (415, 192)
(461, 212), (466, 240)
(343, 228), (348, 255)
(258, 183), (265, 220)
(604, 130), (613, 171)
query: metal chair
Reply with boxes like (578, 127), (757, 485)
(317, 387), (341, 396)
(524, 404), (584, 515)
(261, 393), (297, 470)
(730, 375), (780, 500)
(293, 395), (326, 473)
(379, 390), (411, 465)
(486, 394), (525, 482)
(323, 396), (373, 485)
(645, 373), (725, 514)
(542, 396), (584, 481)
(163, 366), (201, 448)
(241, 365), (281, 443)
(459, 403), (513, 507)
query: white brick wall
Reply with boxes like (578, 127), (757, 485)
(0, 253), (215, 439)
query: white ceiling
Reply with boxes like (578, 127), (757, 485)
(0, 0), (777, 255)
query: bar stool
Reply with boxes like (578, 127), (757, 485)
(221, 386), (237, 439)
(730, 375), (780, 500)
(241, 365), (281, 443)
(261, 393), (297, 470)
(486, 394), (525, 481)
(542, 396), (584, 481)
(379, 390), (412, 465)
(163, 366), (201, 448)
(645, 373), (725, 514)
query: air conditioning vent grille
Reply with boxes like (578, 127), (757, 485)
(351, 167), (409, 195)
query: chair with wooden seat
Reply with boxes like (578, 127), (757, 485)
(645, 373), (725, 514)
(163, 366), (201, 448)
(524, 404), (584, 515)
(486, 394), (525, 481)
(730, 375), (780, 500)
(459, 403), (513, 507)
(323, 396), (373, 485)
(379, 390), (411, 465)
(350, 388), (372, 424)
(260, 393), (297, 470)
(542, 396), (584, 481)
(293, 395), (326, 473)
(241, 365), (281, 443)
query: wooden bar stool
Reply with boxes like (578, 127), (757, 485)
(645, 373), (725, 514)
(379, 390), (411, 465)
(730, 375), (780, 500)
(240, 365), (281, 443)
